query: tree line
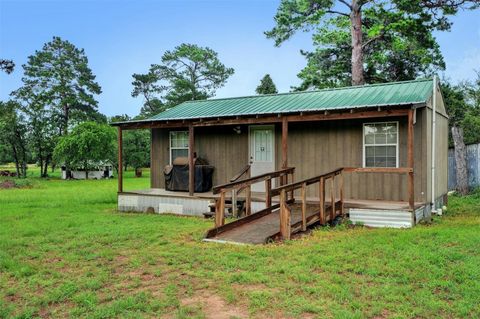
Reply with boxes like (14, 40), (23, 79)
(0, 39), (236, 178)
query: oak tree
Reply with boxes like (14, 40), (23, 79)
(109, 114), (150, 175)
(54, 122), (116, 179)
(0, 101), (28, 177)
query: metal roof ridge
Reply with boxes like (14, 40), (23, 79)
(177, 77), (434, 105)
(151, 101), (427, 121)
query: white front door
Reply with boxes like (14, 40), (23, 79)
(249, 125), (275, 192)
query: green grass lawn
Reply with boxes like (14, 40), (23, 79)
(1, 167), (479, 318)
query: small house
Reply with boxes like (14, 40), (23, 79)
(112, 78), (448, 243)
(61, 163), (114, 180)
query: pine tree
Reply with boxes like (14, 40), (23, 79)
(15, 36), (101, 135)
(266, 0), (478, 88)
(132, 43), (234, 116)
(255, 74), (278, 95)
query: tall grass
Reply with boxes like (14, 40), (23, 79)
(0, 168), (479, 318)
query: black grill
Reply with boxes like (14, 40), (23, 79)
(164, 157), (214, 192)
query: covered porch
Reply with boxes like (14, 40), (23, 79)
(115, 107), (426, 241)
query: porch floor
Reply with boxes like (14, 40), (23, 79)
(121, 188), (423, 210)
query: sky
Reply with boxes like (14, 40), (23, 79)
(1, 0), (479, 118)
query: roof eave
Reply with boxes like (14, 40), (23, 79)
(111, 103), (425, 129)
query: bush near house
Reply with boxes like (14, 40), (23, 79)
(0, 169), (479, 318)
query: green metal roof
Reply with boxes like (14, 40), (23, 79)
(147, 78), (433, 122)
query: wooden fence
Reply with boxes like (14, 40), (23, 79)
(448, 143), (480, 190)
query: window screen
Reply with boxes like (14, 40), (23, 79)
(364, 122), (398, 168)
(170, 131), (189, 163)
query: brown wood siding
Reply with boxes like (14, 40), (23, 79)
(283, 117), (425, 201)
(424, 89), (449, 203)
(194, 126), (249, 186)
(150, 126), (249, 189)
(425, 108), (432, 202)
(151, 128), (169, 188)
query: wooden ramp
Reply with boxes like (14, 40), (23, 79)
(204, 202), (339, 244)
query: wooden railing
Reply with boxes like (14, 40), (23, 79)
(208, 166), (415, 241)
(212, 167), (295, 227)
(343, 167), (414, 209)
(229, 164), (251, 218)
(230, 164), (251, 183)
(271, 168), (344, 240)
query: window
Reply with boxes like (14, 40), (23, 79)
(170, 131), (189, 164)
(363, 122), (398, 168)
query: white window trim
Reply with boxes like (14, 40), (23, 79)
(362, 121), (399, 168)
(169, 130), (189, 165)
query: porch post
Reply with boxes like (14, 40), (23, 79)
(188, 125), (195, 196)
(407, 109), (414, 210)
(282, 117), (288, 169)
(117, 126), (123, 193)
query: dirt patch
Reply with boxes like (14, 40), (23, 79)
(372, 309), (391, 319)
(37, 301), (75, 319)
(115, 254), (129, 264)
(4, 294), (20, 304)
(0, 180), (16, 189)
(232, 283), (269, 292)
(231, 283), (281, 295)
(181, 290), (248, 319)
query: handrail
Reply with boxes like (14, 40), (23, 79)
(344, 166), (414, 209)
(213, 167), (294, 194)
(229, 164), (251, 218)
(212, 167), (295, 227)
(343, 167), (412, 173)
(230, 164), (251, 182)
(274, 167), (345, 240)
(270, 167), (343, 197)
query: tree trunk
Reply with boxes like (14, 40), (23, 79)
(21, 161), (27, 178)
(17, 133), (28, 178)
(85, 161), (89, 180)
(43, 159), (49, 178)
(39, 158), (44, 178)
(11, 144), (20, 177)
(63, 103), (69, 135)
(452, 125), (469, 195)
(350, 0), (364, 86)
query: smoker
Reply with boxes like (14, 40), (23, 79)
(164, 157), (214, 192)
